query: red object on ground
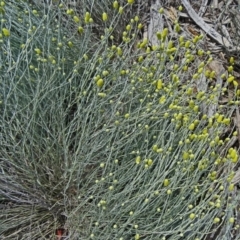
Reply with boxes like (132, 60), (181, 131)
(56, 228), (65, 240)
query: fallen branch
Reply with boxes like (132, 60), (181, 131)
(198, 0), (209, 17)
(147, 0), (164, 46)
(181, 0), (234, 48)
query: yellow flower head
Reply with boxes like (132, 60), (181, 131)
(102, 12), (108, 21)
(128, 0), (135, 4)
(2, 28), (10, 37)
(113, 1), (119, 9)
(97, 79), (104, 88)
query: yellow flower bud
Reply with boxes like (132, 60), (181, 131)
(32, 9), (38, 15)
(113, 1), (119, 9)
(138, 56), (143, 62)
(159, 7), (164, 14)
(34, 48), (41, 55)
(228, 65), (233, 72)
(213, 217), (220, 223)
(119, 6), (123, 14)
(161, 28), (168, 41)
(135, 233), (140, 240)
(189, 123), (195, 131)
(68, 41), (73, 47)
(233, 80), (238, 87)
(73, 16), (80, 23)
(156, 79), (163, 90)
(163, 179), (170, 187)
(125, 113), (130, 119)
(147, 159), (153, 166)
(117, 47), (122, 56)
(125, 25), (131, 32)
(229, 148), (238, 163)
(229, 57), (234, 64)
(227, 75), (235, 83)
(185, 40), (191, 48)
(138, 23), (143, 29)
(135, 156), (141, 164)
(134, 16), (139, 22)
(197, 49), (204, 56)
(152, 145), (158, 152)
(198, 67), (203, 74)
(182, 152), (189, 160)
(66, 9), (74, 15)
(189, 213), (195, 220)
(192, 35), (200, 44)
(97, 79), (104, 88)
(84, 12), (91, 23)
(102, 12), (108, 21)
(179, 35), (184, 43)
(175, 23), (180, 32)
(98, 93), (106, 97)
(228, 183), (234, 191)
(2, 28), (10, 37)
(78, 26), (84, 34)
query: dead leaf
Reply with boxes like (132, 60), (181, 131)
(206, 60), (225, 76)
(187, 25), (199, 35)
(165, 6), (178, 22)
